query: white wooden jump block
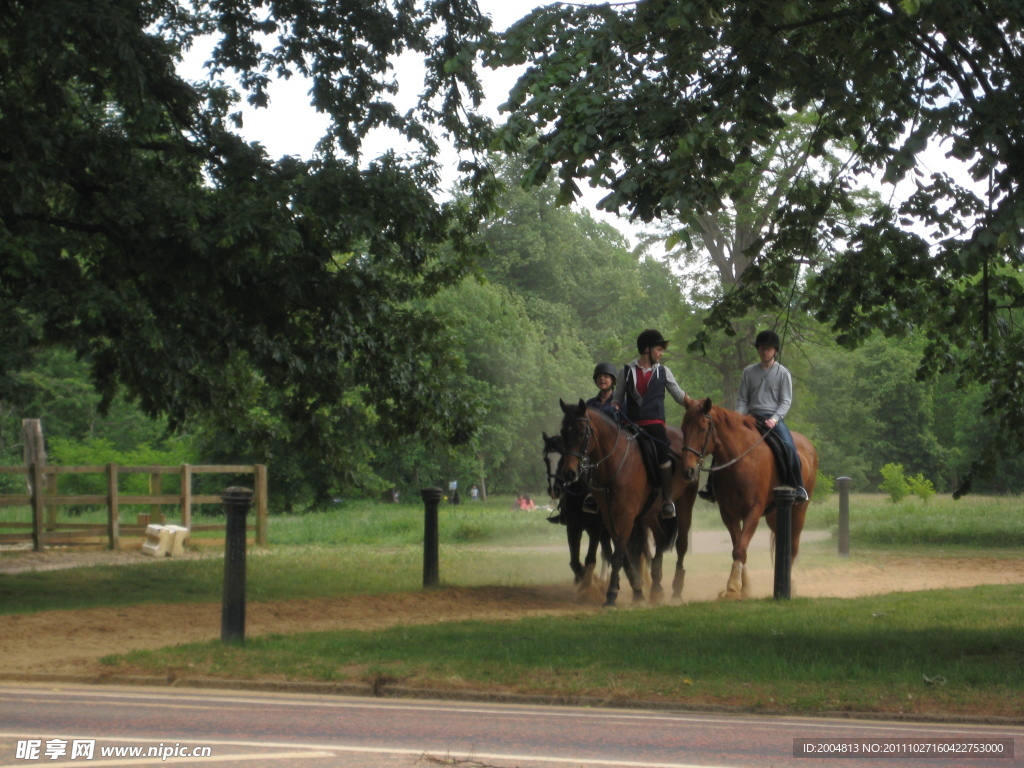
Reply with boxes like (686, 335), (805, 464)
(141, 524), (189, 557)
(164, 525), (189, 556)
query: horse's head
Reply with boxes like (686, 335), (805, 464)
(556, 398), (592, 485)
(679, 396), (716, 483)
(542, 431), (566, 500)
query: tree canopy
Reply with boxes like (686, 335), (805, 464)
(1, 0), (494, 453)
(491, 0), (1024, 493)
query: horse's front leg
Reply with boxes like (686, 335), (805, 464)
(624, 523), (650, 604)
(582, 520), (601, 571)
(722, 503), (761, 599)
(671, 484), (695, 601)
(649, 547), (665, 604)
(671, 527), (689, 601)
(624, 548), (645, 604)
(566, 525), (585, 584)
(603, 546), (624, 607)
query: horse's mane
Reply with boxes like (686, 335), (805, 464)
(587, 406), (621, 432)
(684, 398), (759, 436)
(711, 403), (760, 434)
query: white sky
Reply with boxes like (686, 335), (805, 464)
(178, 0), (650, 244)
(178, 0), (981, 254)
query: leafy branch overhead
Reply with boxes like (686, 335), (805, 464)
(490, 0), (1024, 493)
(0, 0), (496, 447)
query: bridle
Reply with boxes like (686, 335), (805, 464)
(682, 409), (774, 474)
(543, 444), (561, 498)
(543, 438), (577, 500)
(560, 412), (632, 492)
(681, 413), (716, 474)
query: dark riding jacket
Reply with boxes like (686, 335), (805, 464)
(585, 392), (617, 419)
(612, 361), (686, 425)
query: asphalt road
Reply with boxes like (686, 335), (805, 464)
(0, 683), (1019, 768)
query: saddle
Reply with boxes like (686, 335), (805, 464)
(754, 419), (801, 489)
(623, 423), (662, 488)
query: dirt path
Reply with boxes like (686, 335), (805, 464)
(3, 544), (1024, 681)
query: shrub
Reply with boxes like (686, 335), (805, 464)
(908, 473), (935, 502)
(879, 463), (910, 503)
(813, 471), (834, 502)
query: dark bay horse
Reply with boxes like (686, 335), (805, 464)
(679, 396), (818, 598)
(557, 399), (696, 606)
(542, 432), (613, 592)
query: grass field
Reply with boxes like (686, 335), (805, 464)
(105, 584), (1024, 717)
(3, 492), (1023, 717)
(4, 489), (1021, 547)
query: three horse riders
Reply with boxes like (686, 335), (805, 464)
(613, 329), (687, 519)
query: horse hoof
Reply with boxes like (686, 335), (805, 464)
(718, 589), (743, 600)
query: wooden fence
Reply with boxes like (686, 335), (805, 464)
(0, 464), (268, 551)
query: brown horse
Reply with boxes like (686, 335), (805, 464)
(557, 399), (696, 606)
(678, 396), (818, 598)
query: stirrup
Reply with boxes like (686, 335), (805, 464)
(660, 499), (676, 519)
(546, 512), (562, 525)
(697, 485), (715, 503)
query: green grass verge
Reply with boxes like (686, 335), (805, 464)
(0, 541), (588, 614)
(809, 493), (1024, 547)
(4, 492), (1020, 546)
(3, 493), (1021, 615)
(102, 584), (1024, 718)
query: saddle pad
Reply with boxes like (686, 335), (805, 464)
(629, 426), (660, 486)
(755, 420), (798, 488)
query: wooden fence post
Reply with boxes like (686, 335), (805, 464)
(107, 463), (120, 550)
(31, 462), (45, 552)
(23, 419), (55, 529)
(149, 472), (162, 523)
(181, 463), (193, 532)
(254, 464), (268, 546)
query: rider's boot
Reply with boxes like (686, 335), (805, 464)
(658, 462), (676, 519)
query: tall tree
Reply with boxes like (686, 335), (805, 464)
(1, 0), (494, 457)
(490, 0), (1024, 493)
(640, 111), (883, 406)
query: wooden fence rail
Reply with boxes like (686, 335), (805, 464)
(0, 464), (268, 552)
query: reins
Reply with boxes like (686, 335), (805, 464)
(683, 410), (774, 474)
(614, 411), (686, 462)
(564, 412), (633, 493)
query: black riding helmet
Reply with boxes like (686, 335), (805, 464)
(636, 329), (669, 355)
(754, 329), (781, 351)
(592, 362), (618, 384)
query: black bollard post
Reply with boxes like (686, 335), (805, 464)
(421, 487), (442, 588)
(836, 476), (852, 556)
(221, 486), (253, 644)
(773, 486), (795, 600)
